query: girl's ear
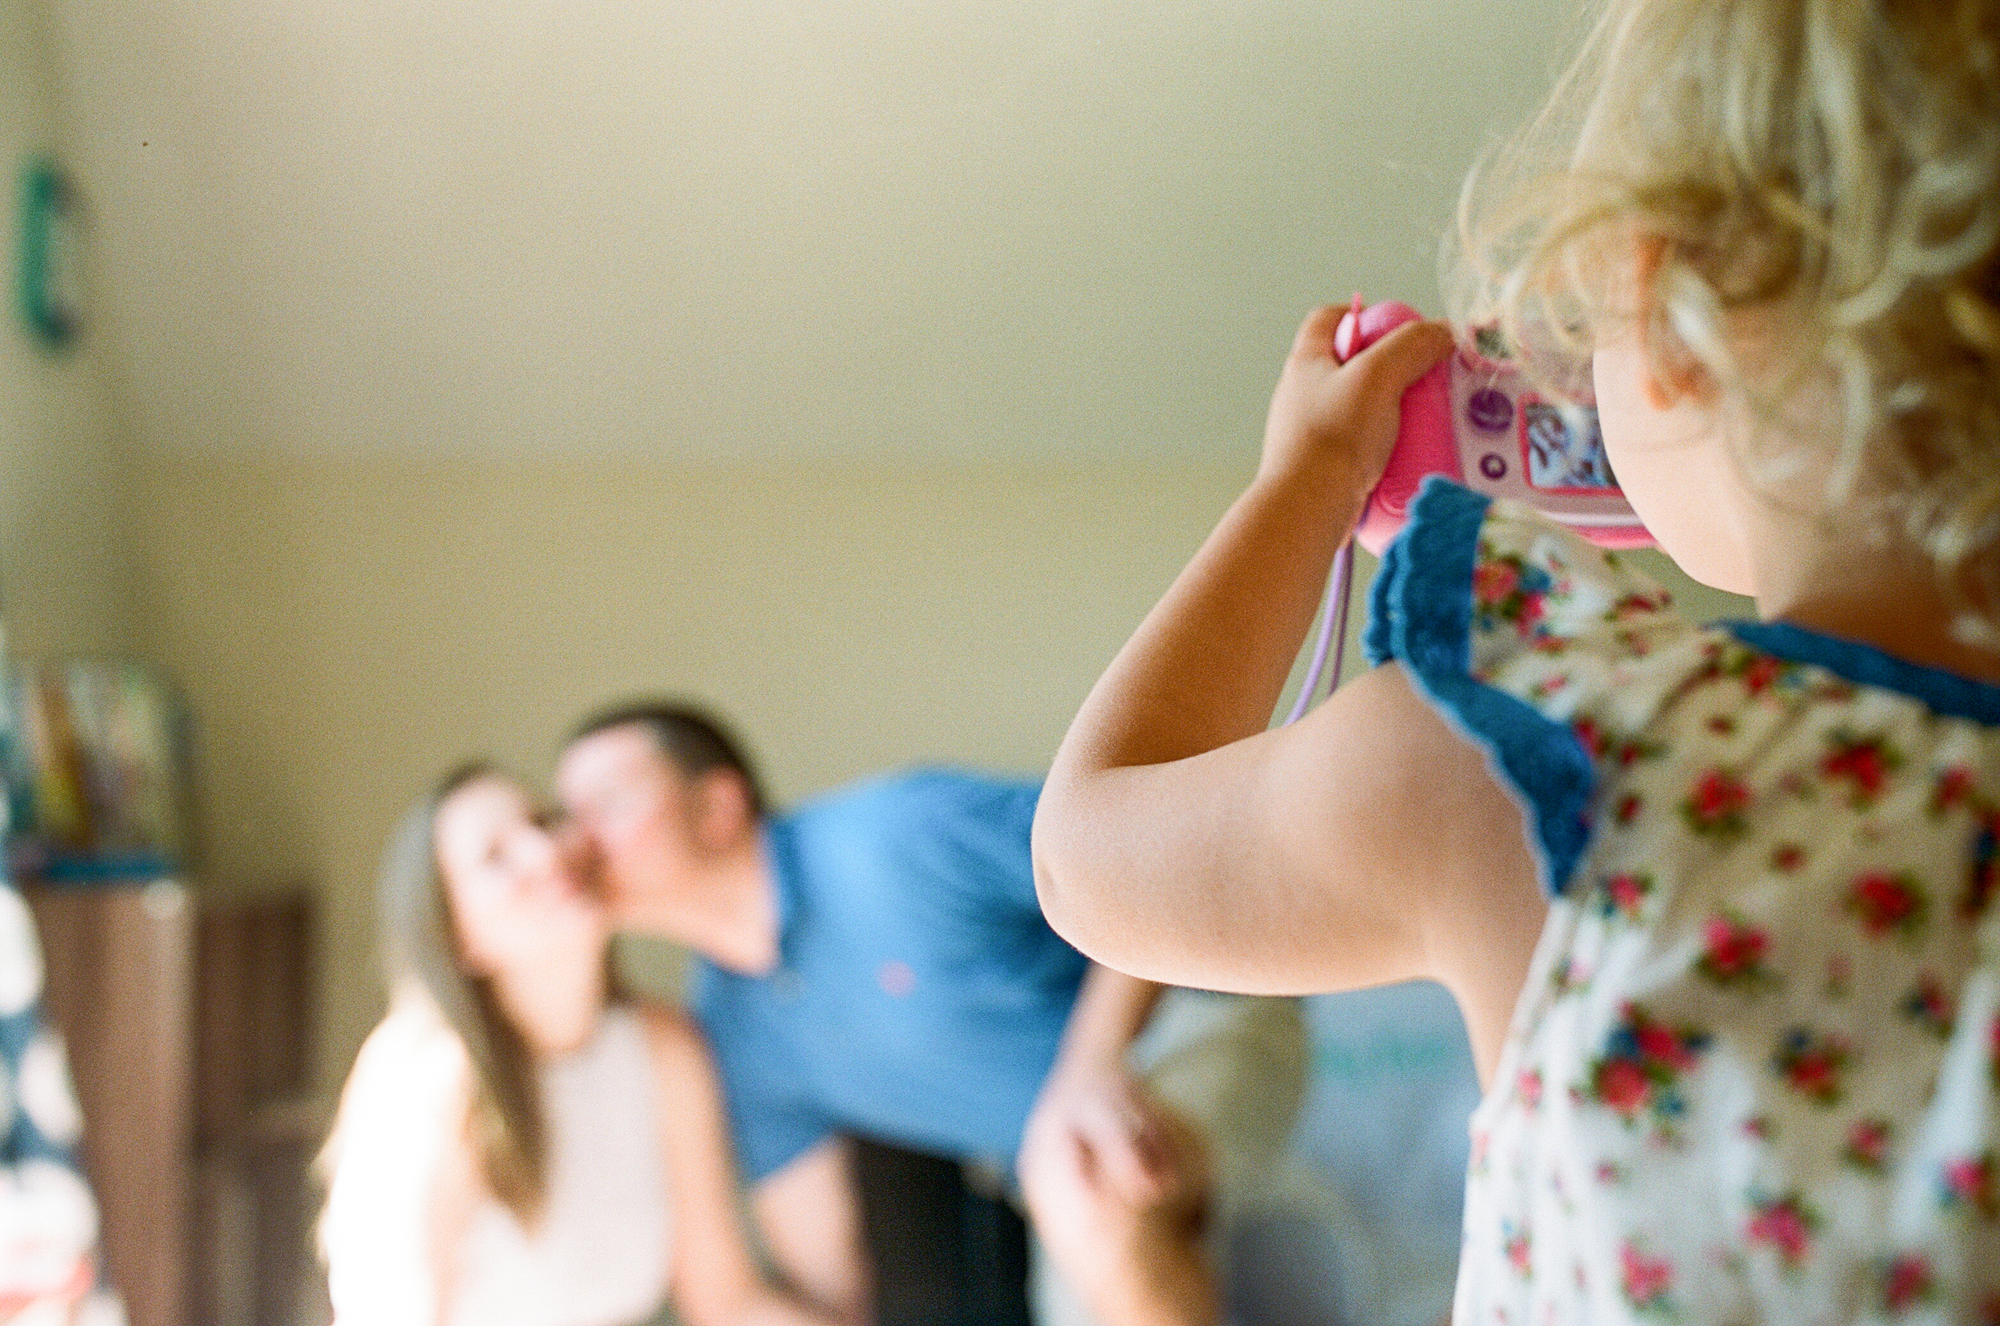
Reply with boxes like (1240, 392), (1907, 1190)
(691, 769), (756, 854)
(1631, 235), (1717, 410)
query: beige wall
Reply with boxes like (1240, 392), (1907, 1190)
(1, 0), (132, 658)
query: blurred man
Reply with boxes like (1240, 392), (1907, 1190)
(556, 702), (1303, 1326)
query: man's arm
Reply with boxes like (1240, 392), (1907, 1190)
(750, 1137), (874, 1326)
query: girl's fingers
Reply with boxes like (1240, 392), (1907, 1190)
(1290, 303), (1354, 364)
(1351, 317), (1456, 395)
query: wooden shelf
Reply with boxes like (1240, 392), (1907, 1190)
(25, 881), (327, 1326)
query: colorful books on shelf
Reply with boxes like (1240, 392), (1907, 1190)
(1, 658), (193, 884)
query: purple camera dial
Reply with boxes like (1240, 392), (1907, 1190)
(1467, 387), (1513, 433)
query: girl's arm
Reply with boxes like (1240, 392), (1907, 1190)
(645, 1009), (860, 1326)
(1033, 306), (1545, 1080)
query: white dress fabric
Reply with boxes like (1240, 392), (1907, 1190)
(1366, 479), (2000, 1325)
(323, 1004), (672, 1326)
(0, 883), (125, 1325)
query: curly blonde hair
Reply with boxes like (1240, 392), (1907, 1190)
(1452, 0), (2000, 633)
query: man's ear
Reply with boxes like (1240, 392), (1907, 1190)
(1630, 234), (1716, 410)
(691, 769), (756, 854)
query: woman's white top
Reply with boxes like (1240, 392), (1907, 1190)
(322, 1003), (672, 1326)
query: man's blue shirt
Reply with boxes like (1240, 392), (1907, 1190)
(692, 768), (1090, 1182)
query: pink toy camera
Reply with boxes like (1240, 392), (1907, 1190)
(1335, 300), (1653, 556)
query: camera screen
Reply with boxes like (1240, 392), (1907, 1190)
(1522, 402), (1616, 492)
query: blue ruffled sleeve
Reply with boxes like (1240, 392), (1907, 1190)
(1364, 477), (1684, 897)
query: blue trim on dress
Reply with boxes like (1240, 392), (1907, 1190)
(1364, 476), (1597, 898)
(1726, 620), (2000, 725)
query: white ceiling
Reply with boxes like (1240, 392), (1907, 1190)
(41, 0), (1570, 460)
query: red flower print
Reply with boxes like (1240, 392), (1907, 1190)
(1770, 843), (1806, 872)
(1771, 1027), (1852, 1106)
(1881, 1254), (1935, 1314)
(1787, 1054), (1840, 1100)
(1474, 560), (1520, 606)
(1611, 590), (1668, 620)
(1504, 1224), (1532, 1276)
(1615, 736), (1663, 766)
(1516, 593), (1546, 636)
(1697, 914), (1775, 989)
(1745, 1193), (1817, 1267)
(1844, 1118), (1892, 1172)
(1594, 1057), (1651, 1116)
(1615, 793), (1644, 826)
(1821, 731), (1901, 805)
(1900, 973), (1957, 1037)
(1941, 1153), (1998, 1219)
(1739, 653), (1785, 695)
(1742, 1115), (1774, 1141)
(1600, 872), (1652, 921)
(1635, 1022), (1698, 1073)
(1517, 1069), (1543, 1109)
(1591, 1005), (1710, 1128)
(1846, 872), (1929, 941)
(1572, 716), (1610, 759)
(1682, 769), (1752, 839)
(1619, 1241), (1673, 1312)
(1707, 714), (1737, 735)
(1473, 553), (1554, 639)
(1932, 764), (1978, 815)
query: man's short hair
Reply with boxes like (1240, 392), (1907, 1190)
(568, 700), (770, 819)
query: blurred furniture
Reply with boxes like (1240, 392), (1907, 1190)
(853, 1137), (1030, 1326)
(192, 889), (325, 1326)
(26, 879), (194, 1326)
(24, 882), (324, 1326)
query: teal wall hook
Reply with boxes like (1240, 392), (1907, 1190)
(16, 157), (80, 351)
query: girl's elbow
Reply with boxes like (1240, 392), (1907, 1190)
(1029, 805), (1088, 943)
(1031, 816), (1124, 965)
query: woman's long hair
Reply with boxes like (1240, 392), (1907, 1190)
(375, 761), (548, 1220)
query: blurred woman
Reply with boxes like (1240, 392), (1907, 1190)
(318, 763), (851, 1326)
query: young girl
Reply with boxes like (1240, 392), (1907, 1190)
(1033, 0), (2000, 1320)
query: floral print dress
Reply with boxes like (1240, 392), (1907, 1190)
(1365, 478), (2000, 1325)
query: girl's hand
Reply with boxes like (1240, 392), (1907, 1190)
(1258, 302), (1454, 497)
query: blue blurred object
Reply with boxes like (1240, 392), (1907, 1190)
(1269, 981), (1480, 1326)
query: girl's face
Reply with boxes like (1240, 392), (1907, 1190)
(434, 776), (607, 982)
(1591, 328), (1758, 596)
